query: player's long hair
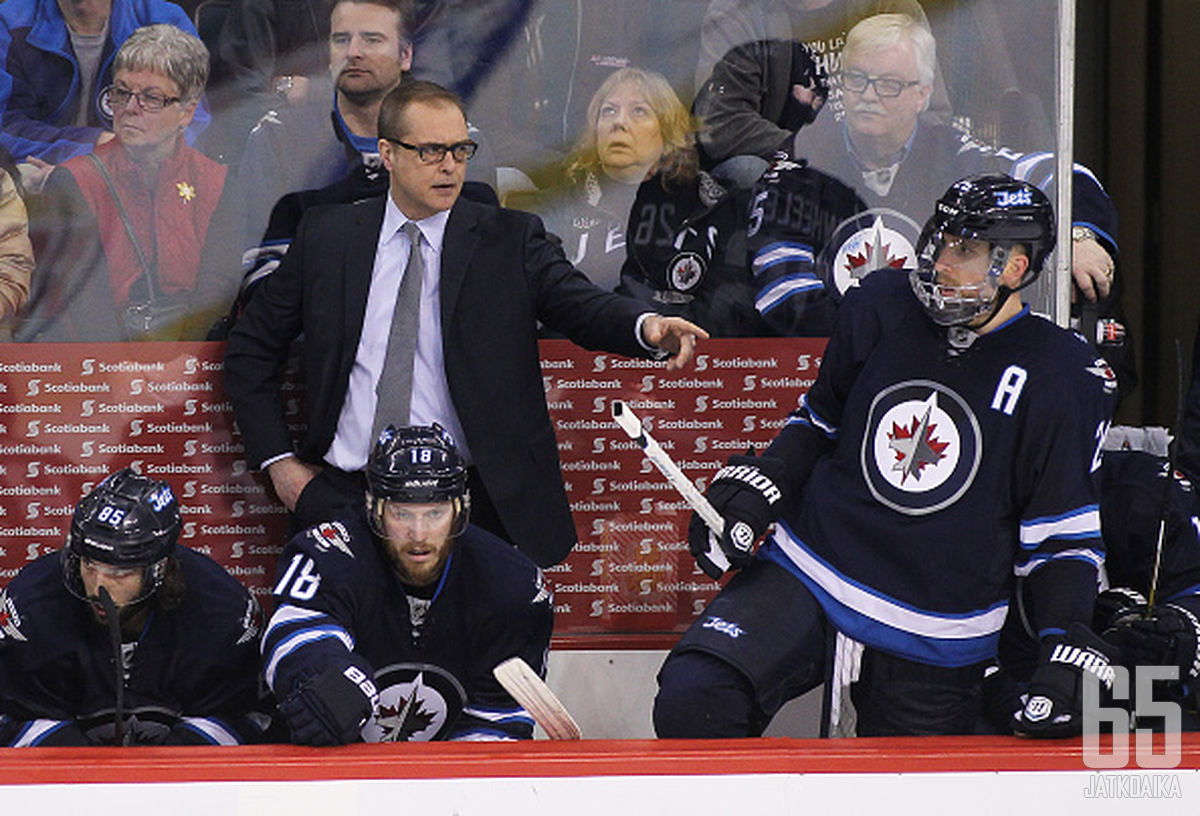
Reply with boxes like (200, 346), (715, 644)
(566, 67), (699, 188)
(151, 555), (186, 612)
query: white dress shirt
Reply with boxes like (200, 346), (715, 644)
(325, 196), (471, 470)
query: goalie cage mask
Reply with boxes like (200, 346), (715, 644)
(910, 173), (1055, 327)
(366, 423), (471, 538)
(62, 467), (180, 604)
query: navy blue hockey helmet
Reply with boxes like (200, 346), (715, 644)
(365, 424), (470, 537)
(910, 173), (1055, 326)
(62, 468), (181, 602)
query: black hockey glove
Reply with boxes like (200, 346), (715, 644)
(688, 453), (786, 576)
(1015, 623), (1122, 739)
(279, 663), (379, 746)
(1103, 603), (1200, 680)
(1092, 587), (1148, 632)
(981, 662), (1027, 734)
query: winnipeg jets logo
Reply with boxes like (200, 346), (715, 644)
(819, 209), (920, 299)
(1086, 358), (1119, 395)
(310, 521), (354, 557)
(361, 663), (466, 742)
(862, 381), (982, 515)
(0, 588), (27, 642)
(669, 251), (706, 292)
(887, 395), (951, 484)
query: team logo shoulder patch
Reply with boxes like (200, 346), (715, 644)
(308, 521), (354, 557)
(0, 588), (27, 642)
(362, 663), (467, 742)
(1086, 357), (1119, 395)
(861, 380), (982, 515)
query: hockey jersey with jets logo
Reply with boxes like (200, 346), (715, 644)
(0, 548), (266, 746)
(263, 508), (552, 741)
(761, 269), (1116, 667)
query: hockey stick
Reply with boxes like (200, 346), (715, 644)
(611, 399), (730, 578)
(492, 657), (581, 740)
(1147, 339), (1187, 613)
(97, 586), (128, 746)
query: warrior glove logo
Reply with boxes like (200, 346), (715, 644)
(862, 380), (982, 515)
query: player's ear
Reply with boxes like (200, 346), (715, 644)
(1001, 250), (1029, 288)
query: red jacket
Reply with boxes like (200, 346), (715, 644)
(63, 136), (227, 306)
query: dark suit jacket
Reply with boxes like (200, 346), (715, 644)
(224, 194), (651, 566)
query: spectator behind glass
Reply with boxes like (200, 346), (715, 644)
(0, 0), (210, 191)
(692, 0), (946, 188)
(509, 67), (697, 293)
(0, 146), (34, 339)
(15, 24), (239, 342)
(230, 0), (498, 271)
(750, 13), (1134, 397)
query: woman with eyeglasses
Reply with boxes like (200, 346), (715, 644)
(16, 24), (238, 342)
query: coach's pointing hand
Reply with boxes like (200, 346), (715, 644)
(642, 315), (710, 371)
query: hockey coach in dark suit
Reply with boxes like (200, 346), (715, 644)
(224, 80), (707, 567)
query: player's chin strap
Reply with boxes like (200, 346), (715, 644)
(97, 586), (128, 747)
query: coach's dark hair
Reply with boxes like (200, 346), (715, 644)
(328, 0), (415, 42)
(378, 80), (465, 140)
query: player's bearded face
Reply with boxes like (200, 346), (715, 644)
(381, 501), (456, 587)
(81, 557), (146, 621)
(931, 235), (1000, 326)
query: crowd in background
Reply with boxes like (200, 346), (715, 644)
(0, 0), (1129, 383)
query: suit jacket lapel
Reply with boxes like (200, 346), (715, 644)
(440, 199), (482, 325)
(344, 196), (386, 331)
(340, 196), (386, 375)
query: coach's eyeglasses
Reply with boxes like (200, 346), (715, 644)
(383, 138), (478, 164)
(100, 85), (182, 112)
(838, 71), (920, 98)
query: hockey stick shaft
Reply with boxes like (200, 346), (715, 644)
(1147, 338), (1187, 613)
(98, 586), (126, 746)
(493, 657), (581, 740)
(611, 400), (730, 575)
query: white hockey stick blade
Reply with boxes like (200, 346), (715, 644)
(611, 400), (730, 576)
(493, 657), (582, 740)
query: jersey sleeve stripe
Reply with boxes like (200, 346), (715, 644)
(177, 716), (241, 745)
(1020, 506), (1102, 547)
(786, 394), (838, 438)
(1013, 547), (1105, 577)
(11, 718), (72, 748)
(751, 241), (815, 276)
(264, 603), (328, 636)
(462, 705), (535, 725)
(755, 274), (825, 314)
(1019, 506), (1101, 549)
(263, 625), (355, 687)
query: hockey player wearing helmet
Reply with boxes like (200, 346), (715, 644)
(0, 468), (267, 746)
(263, 424), (552, 745)
(910, 173), (1054, 333)
(656, 174), (1118, 739)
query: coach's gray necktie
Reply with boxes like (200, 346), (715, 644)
(371, 221), (424, 444)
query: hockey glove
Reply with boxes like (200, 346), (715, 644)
(279, 663), (379, 746)
(1103, 603), (1200, 680)
(1015, 622), (1122, 739)
(1092, 587), (1148, 632)
(688, 453), (786, 575)
(981, 662), (1027, 734)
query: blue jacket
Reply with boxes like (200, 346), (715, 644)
(0, 0), (209, 163)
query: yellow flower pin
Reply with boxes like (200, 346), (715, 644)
(176, 181), (196, 202)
